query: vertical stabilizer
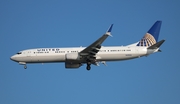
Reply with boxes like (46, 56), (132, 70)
(137, 21), (162, 47)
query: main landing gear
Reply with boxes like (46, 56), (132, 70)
(86, 62), (91, 70)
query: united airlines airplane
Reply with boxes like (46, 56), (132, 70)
(10, 21), (165, 70)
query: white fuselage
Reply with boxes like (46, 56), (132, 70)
(10, 46), (156, 64)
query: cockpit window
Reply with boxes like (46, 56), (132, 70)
(16, 52), (22, 54)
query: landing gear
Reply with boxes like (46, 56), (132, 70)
(24, 65), (27, 69)
(19, 62), (27, 69)
(86, 62), (91, 70)
(86, 64), (91, 70)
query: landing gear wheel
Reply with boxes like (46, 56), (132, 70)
(24, 65), (27, 69)
(86, 65), (91, 70)
(86, 60), (91, 70)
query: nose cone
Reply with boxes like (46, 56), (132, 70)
(10, 55), (17, 62)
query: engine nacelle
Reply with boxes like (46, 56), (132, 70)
(65, 53), (80, 61)
(65, 62), (81, 68)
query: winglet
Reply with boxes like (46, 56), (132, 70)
(106, 24), (113, 36)
(107, 24), (113, 32)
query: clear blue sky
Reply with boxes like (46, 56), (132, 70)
(1, 0), (179, 104)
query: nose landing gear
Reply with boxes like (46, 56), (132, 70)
(24, 65), (27, 69)
(19, 62), (27, 69)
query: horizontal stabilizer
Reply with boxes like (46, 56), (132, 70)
(147, 40), (165, 49)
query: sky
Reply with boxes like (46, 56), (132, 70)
(0, 0), (180, 104)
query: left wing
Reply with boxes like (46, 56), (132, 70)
(80, 24), (113, 61)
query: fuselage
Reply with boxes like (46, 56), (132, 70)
(10, 46), (155, 64)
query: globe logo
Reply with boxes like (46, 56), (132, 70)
(137, 33), (156, 47)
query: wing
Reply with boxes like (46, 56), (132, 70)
(79, 24), (113, 62)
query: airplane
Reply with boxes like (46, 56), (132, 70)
(10, 21), (165, 70)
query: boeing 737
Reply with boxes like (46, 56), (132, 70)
(10, 21), (165, 70)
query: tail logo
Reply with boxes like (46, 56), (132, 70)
(136, 21), (162, 47)
(137, 33), (156, 47)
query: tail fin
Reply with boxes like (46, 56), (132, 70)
(137, 21), (162, 47)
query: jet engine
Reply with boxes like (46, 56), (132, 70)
(65, 62), (81, 68)
(65, 53), (81, 61)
